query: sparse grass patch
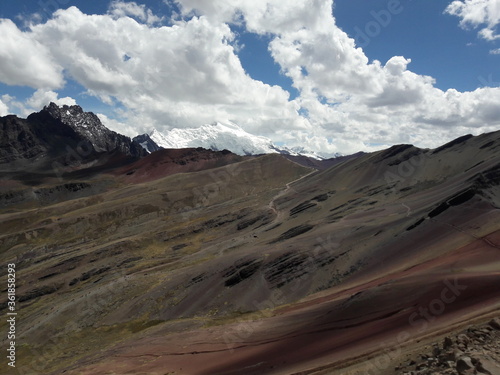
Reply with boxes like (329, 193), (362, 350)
(127, 319), (165, 333)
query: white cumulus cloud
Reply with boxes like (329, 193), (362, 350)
(446, 0), (500, 40)
(25, 89), (76, 113)
(109, 0), (164, 25)
(0, 97), (9, 116)
(24, 6), (301, 136)
(2, 90), (76, 117)
(0, 1), (498, 155)
(172, 0), (500, 153)
(0, 19), (64, 89)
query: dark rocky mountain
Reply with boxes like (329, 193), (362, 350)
(0, 103), (146, 178)
(132, 133), (162, 153)
(43, 102), (145, 157)
(0, 112), (98, 170)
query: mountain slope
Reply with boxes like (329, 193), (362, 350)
(0, 129), (498, 375)
(111, 147), (245, 183)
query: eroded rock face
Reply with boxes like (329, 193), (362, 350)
(0, 103), (146, 172)
(397, 318), (500, 375)
(0, 115), (45, 163)
(42, 102), (146, 157)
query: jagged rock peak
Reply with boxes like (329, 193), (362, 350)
(44, 102), (84, 114)
(43, 102), (104, 135)
(41, 102), (145, 157)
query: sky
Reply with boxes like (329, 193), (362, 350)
(0, 0), (499, 155)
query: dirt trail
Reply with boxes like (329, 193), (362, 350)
(267, 169), (318, 222)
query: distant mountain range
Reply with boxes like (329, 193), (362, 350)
(0, 103), (348, 181)
(133, 122), (338, 160)
(0, 102), (341, 176)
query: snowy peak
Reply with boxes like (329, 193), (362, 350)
(278, 146), (332, 160)
(138, 122), (331, 160)
(149, 121), (278, 157)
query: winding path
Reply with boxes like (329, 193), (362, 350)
(267, 168), (318, 223)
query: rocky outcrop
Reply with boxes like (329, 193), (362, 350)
(0, 103), (146, 174)
(0, 115), (48, 164)
(41, 102), (146, 157)
(0, 111), (95, 169)
(396, 318), (500, 375)
(133, 133), (162, 153)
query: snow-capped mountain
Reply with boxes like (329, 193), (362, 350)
(150, 122), (279, 156)
(135, 122), (335, 160)
(279, 146), (330, 160)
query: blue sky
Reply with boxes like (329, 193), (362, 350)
(0, 0), (499, 154)
(335, 0), (500, 91)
